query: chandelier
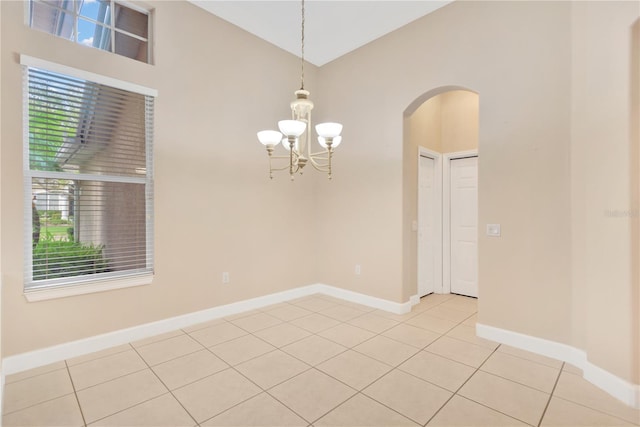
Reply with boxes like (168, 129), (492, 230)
(257, 0), (343, 180)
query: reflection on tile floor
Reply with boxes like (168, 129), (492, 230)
(3, 293), (640, 426)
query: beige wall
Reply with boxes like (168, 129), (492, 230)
(410, 95), (442, 153)
(0, 0), (320, 356)
(570, 1), (640, 383)
(0, 0), (3, 394)
(409, 90), (478, 155)
(1, 0), (638, 388)
(316, 0), (638, 385)
(318, 0), (574, 346)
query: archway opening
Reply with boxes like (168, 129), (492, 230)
(402, 88), (479, 301)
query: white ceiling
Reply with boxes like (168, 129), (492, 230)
(189, 1), (453, 66)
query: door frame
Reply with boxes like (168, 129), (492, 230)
(443, 149), (478, 295)
(417, 147), (443, 295)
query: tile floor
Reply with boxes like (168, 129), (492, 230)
(3, 293), (640, 427)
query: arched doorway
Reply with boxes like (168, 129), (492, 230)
(403, 88), (479, 299)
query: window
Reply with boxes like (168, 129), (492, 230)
(27, 0), (151, 64)
(22, 56), (156, 296)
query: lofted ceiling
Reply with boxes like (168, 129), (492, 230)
(189, 1), (453, 66)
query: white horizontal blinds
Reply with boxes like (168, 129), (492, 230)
(29, 68), (146, 177)
(25, 65), (154, 289)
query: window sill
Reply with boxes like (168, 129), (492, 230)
(23, 274), (153, 302)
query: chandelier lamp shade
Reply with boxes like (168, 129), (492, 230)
(257, 0), (343, 180)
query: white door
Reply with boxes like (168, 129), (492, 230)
(450, 157), (478, 297)
(418, 155), (438, 296)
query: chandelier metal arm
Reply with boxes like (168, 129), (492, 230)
(256, 0), (342, 181)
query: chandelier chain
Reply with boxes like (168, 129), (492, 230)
(300, 0), (305, 90)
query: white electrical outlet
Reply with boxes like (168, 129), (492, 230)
(222, 272), (230, 284)
(486, 224), (501, 237)
(355, 264), (361, 275)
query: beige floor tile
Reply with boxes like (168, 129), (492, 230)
(371, 308), (420, 322)
(282, 335), (347, 366)
(439, 296), (478, 313)
(290, 313), (341, 333)
(186, 321), (247, 348)
(77, 369), (167, 424)
(131, 330), (186, 348)
(290, 296), (338, 312)
(315, 393), (419, 427)
(398, 350), (476, 392)
(497, 344), (563, 369)
(348, 313), (400, 333)
(354, 335), (420, 366)
(318, 323), (375, 348)
(67, 344), (133, 366)
(173, 368), (261, 423)
(427, 395), (528, 426)
(269, 369), (357, 423)
(458, 370), (549, 426)
(406, 313), (459, 334)
(446, 324), (499, 350)
(363, 369), (452, 425)
(181, 317), (226, 333)
(317, 350), (392, 390)
(235, 350), (309, 389)
(334, 300), (377, 312)
(136, 334), (204, 366)
(553, 371), (640, 425)
(3, 368), (74, 414)
(413, 294), (455, 311)
(209, 334), (275, 365)
(540, 396), (636, 426)
(424, 306), (473, 323)
(230, 312), (283, 332)
(319, 304), (367, 322)
(90, 393), (196, 426)
(426, 336), (493, 368)
(224, 309), (261, 321)
(5, 361), (67, 384)
(152, 349), (228, 390)
(562, 362), (583, 375)
(69, 349), (148, 390)
(463, 313), (478, 326)
(481, 351), (560, 393)
(382, 323), (441, 348)
(201, 392), (307, 427)
(2, 393), (83, 427)
(265, 304), (313, 321)
(316, 294), (349, 304)
(253, 322), (312, 347)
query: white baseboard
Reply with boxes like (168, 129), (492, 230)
(409, 294), (421, 306)
(477, 323), (640, 409)
(3, 283), (409, 376)
(316, 284), (411, 314)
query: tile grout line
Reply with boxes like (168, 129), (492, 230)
(128, 344), (200, 427)
(439, 343), (548, 427)
(203, 297), (419, 426)
(421, 322), (496, 426)
(11, 295), (567, 427)
(64, 360), (88, 427)
(536, 362), (565, 427)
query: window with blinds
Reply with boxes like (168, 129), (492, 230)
(27, 0), (151, 64)
(23, 59), (155, 291)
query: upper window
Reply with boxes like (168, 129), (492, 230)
(22, 56), (156, 294)
(27, 0), (151, 63)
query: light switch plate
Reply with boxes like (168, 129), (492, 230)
(486, 224), (501, 237)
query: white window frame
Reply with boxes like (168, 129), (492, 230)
(25, 0), (153, 64)
(21, 55), (158, 302)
